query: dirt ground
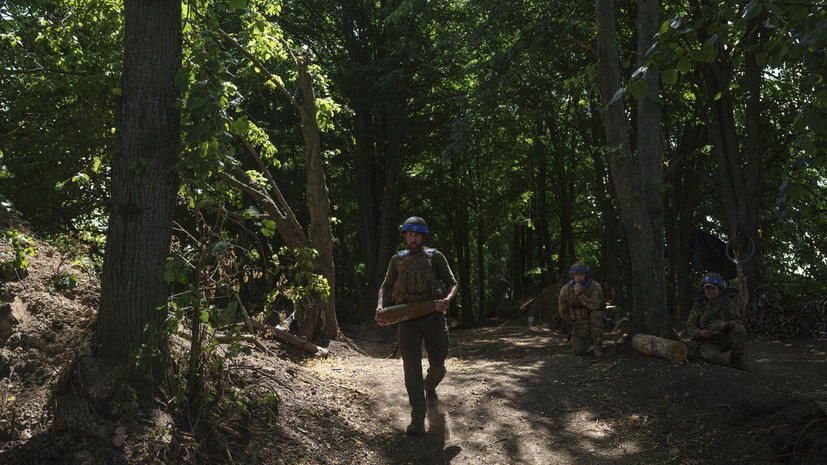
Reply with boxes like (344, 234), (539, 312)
(1, 235), (827, 465)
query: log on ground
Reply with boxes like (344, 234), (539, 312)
(631, 333), (687, 362)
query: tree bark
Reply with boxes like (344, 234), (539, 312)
(295, 55), (338, 340)
(98, 0), (181, 396)
(636, 0), (667, 321)
(698, 5), (764, 304)
(596, 0), (667, 335)
(586, 99), (621, 304)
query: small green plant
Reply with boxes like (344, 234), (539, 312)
(48, 271), (78, 294)
(1, 230), (37, 278)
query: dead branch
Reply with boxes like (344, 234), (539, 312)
(251, 320), (328, 356)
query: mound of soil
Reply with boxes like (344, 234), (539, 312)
(1, 233), (826, 464)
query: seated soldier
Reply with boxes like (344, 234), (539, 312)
(686, 272), (747, 368)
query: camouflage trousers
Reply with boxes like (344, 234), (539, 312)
(571, 309), (605, 355)
(687, 323), (747, 364)
(398, 311), (449, 417)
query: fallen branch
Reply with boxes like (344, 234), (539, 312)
(251, 321), (328, 356)
(214, 335), (269, 354)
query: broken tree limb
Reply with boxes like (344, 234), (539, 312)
(214, 334), (270, 354)
(631, 333), (687, 363)
(251, 321), (328, 356)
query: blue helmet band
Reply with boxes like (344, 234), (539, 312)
(570, 267), (588, 273)
(703, 275), (722, 286)
(401, 224), (429, 234)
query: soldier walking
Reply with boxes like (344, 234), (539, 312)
(375, 216), (458, 434)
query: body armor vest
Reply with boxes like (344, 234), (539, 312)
(566, 280), (592, 322)
(392, 249), (446, 304)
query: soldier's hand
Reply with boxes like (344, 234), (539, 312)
(374, 307), (388, 326)
(699, 329), (711, 339)
(573, 283), (584, 295)
(435, 298), (450, 313)
(710, 321), (729, 332)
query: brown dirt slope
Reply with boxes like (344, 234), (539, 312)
(1, 235), (826, 464)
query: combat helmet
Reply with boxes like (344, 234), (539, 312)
(699, 272), (724, 290)
(569, 261), (589, 276)
(401, 216), (429, 235)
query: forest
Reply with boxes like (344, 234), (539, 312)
(1, 0), (826, 462)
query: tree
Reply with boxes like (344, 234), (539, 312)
(97, 0), (181, 395)
(596, 0), (668, 334)
(215, 8), (338, 339)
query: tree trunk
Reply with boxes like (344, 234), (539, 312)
(596, 0), (667, 335)
(295, 55), (338, 339)
(636, 0), (667, 321)
(98, 0), (181, 396)
(586, 99), (621, 304)
(701, 10), (764, 305)
(664, 121), (707, 319)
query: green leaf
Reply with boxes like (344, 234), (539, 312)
(228, 0), (247, 8)
(72, 172), (90, 183)
(628, 80), (649, 98)
(677, 57), (692, 74)
(212, 241), (229, 254)
(744, 0), (763, 21)
(222, 302), (238, 320)
(631, 66), (647, 79)
(200, 310), (210, 323)
(231, 118), (249, 134)
(608, 88), (625, 106)
(662, 69), (678, 85)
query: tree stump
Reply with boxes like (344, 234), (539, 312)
(631, 333), (687, 363)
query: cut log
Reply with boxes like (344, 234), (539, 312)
(631, 333), (687, 363)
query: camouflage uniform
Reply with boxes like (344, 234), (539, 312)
(686, 273), (746, 365)
(381, 247), (457, 419)
(559, 277), (605, 355)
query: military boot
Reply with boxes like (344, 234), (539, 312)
(406, 416), (426, 434)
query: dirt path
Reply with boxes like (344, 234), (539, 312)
(310, 324), (827, 465)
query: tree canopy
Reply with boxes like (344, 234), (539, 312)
(2, 0), (825, 337)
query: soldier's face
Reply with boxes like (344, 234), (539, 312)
(572, 272), (586, 284)
(704, 285), (720, 301)
(405, 231), (424, 251)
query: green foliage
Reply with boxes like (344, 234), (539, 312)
(48, 271), (78, 294)
(0, 0), (121, 237)
(0, 230), (37, 277)
(271, 246), (330, 305)
(2, 0), (825, 331)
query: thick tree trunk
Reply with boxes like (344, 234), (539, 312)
(596, 0), (667, 335)
(98, 0), (181, 396)
(636, 0), (667, 319)
(587, 99), (621, 304)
